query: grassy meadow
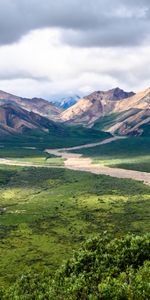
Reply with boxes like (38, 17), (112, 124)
(0, 125), (110, 150)
(73, 137), (150, 172)
(0, 125), (110, 167)
(0, 165), (150, 287)
(0, 147), (64, 166)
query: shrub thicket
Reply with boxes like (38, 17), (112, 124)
(1, 234), (150, 300)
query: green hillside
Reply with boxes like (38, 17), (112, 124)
(0, 124), (111, 150)
(92, 112), (121, 131)
(140, 123), (150, 136)
(92, 110), (150, 137)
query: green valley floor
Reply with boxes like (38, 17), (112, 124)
(0, 166), (150, 287)
(73, 136), (150, 173)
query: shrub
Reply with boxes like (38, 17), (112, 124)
(2, 234), (150, 300)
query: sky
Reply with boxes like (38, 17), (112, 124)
(0, 0), (150, 100)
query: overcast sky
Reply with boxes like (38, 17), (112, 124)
(0, 0), (150, 99)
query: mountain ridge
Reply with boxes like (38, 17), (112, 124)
(60, 87), (135, 125)
(60, 87), (150, 136)
(0, 86), (149, 137)
(0, 90), (62, 121)
(0, 102), (60, 136)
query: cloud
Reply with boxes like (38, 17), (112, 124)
(0, 0), (150, 47)
(1, 1), (150, 98)
(0, 28), (150, 99)
(0, 72), (49, 81)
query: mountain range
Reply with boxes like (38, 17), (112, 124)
(60, 88), (135, 125)
(60, 87), (150, 136)
(0, 87), (149, 138)
(0, 90), (62, 121)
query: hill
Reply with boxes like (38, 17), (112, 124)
(0, 90), (62, 120)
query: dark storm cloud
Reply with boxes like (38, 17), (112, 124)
(0, 0), (150, 47)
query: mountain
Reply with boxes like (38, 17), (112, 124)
(0, 87), (149, 138)
(92, 87), (150, 136)
(0, 90), (62, 121)
(60, 88), (135, 125)
(109, 88), (150, 136)
(110, 109), (150, 136)
(60, 87), (150, 136)
(52, 95), (80, 110)
(84, 88), (134, 102)
(0, 102), (62, 136)
(114, 87), (150, 112)
(0, 100), (111, 152)
(93, 108), (150, 136)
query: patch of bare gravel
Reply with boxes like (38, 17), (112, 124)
(46, 136), (150, 186)
(0, 137), (149, 186)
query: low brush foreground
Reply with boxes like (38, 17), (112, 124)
(0, 165), (150, 299)
(1, 233), (150, 299)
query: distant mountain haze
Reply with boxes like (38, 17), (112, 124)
(51, 95), (80, 109)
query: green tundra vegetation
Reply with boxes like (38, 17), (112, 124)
(0, 125), (110, 166)
(41, 234), (150, 300)
(1, 234), (150, 299)
(73, 136), (150, 173)
(92, 112), (150, 138)
(0, 147), (64, 166)
(0, 124), (110, 150)
(0, 165), (150, 299)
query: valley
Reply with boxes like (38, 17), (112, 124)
(0, 136), (149, 185)
(0, 165), (150, 288)
(73, 136), (150, 173)
(0, 87), (149, 299)
(1, 1), (150, 297)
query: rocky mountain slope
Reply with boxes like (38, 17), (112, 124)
(60, 87), (150, 136)
(0, 102), (61, 136)
(114, 87), (150, 112)
(0, 87), (149, 138)
(110, 88), (150, 135)
(93, 108), (150, 136)
(60, 88), (135, 125)
(0, 90), (62, 121)
(84, 88), (134, 102)
(0, 99), (110, 153)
